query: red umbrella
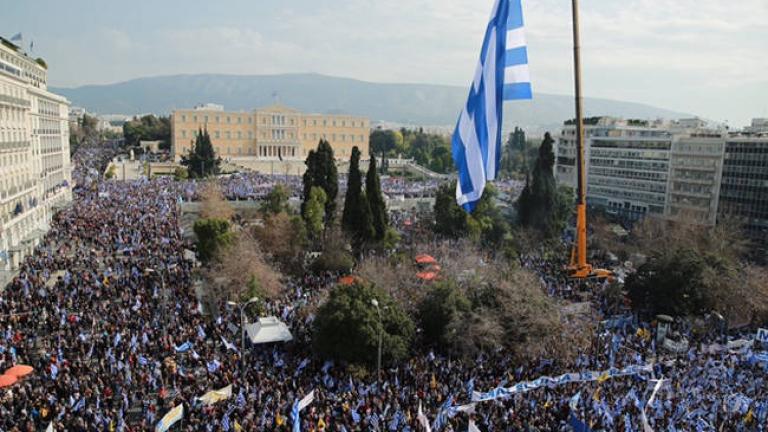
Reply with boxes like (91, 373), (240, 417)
(5, 365), (33, 378)
(0, 374), (18, 388)
(415, 254), (437, 265)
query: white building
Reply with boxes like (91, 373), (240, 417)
(0, 36), (71, 273)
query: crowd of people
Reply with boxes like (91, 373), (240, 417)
(0, 145), (766, 431)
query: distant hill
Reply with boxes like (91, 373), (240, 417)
(52, 73), (690, 132)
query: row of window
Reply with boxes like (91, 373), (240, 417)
(180, 113), (368, 129)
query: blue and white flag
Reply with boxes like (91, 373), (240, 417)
(292, 390), (315, 432)
(452, 0), (532, 212)
(9, 33), (22, 43)
(174, 341), (193, 353)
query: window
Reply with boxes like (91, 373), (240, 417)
(215, 116), (220, 123)
(204, 115), (209, 123)
(313, 120), (317, 126)
(181, 115), (187, 122)
(182, 130), (187, 138)
(226, 116), (231, 123)
(333, 120), (337, 127)
(237, 131), (242, 139)
(248, 132), (253, 139)
(225, 131), (231, 139)
(342, 120), (346, 127)
(323, 120), (327, 126)
(215, 131), (220, 139)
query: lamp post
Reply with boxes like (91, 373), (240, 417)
(144, 263), (176, 341)
(371, 298), (383, 383)
(228, 296), (259, 378)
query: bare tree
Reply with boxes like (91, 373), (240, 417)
(199, 182), (234, 221)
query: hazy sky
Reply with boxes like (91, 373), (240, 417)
(3, 0), (767, 126)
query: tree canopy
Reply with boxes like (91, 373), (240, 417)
(313, 282), (414, 365)
(123, 115), (171, 149)
(342, 146), (374, 251)
(302, 140), (338, 227)
(181, 129), (221, 178)
(193, 218), (234, 263)
(365, 156), (388, 241)
(516, 132), (569, 237)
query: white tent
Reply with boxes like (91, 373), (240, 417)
(245, 316), (293, 344)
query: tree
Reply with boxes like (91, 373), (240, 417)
(516, 132), (562, 237)
(199, 183), (234, 221)
(302, 140), (338, 226)
(193, 218), (234, 263)
(369, 130), (398, 157)
(365, 156), (388, 241)
(181, 129), (221, 178)
(254, 212), (308, 274)
(313, 282), (414, 366)
(122, 114), (171, 148)
(304, 186), (327, 242)
(203, 231), (284, 304)
(418, 280), (471, 347)
(261, 184), (291, 216)
(626, 248), (732, 318)
(433, 182), (510, 251)
(433, 182), (469, 238)
(342, 146), (374, 251)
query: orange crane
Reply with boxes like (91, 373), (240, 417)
(567, 0), (612, 281)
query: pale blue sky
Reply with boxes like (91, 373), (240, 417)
(2, 0), (767, 126)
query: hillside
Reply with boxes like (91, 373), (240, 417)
(52, 73), (691, 131)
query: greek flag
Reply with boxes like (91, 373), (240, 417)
(452, 0), (532, 211)
(174, 341), (193, 353)
(292, 390), (315, 432)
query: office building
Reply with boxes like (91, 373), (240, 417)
(170, 104), (370, 162)
(557, 117), (673, 221)
(718, 135), (768, 257)
(666, 133), (725, 225)
(0, 36), (72, 272)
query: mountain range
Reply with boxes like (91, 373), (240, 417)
(52, 73), (691, 132)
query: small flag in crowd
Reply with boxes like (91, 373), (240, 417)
(452, 0), (532, 212)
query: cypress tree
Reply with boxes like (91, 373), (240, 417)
(342, 147), (374, 249)
(515, 132), (559, 236)
(301, 140), (339, 227)
(365, 155), (388, 241)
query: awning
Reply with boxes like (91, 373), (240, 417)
(245, 316), (293, 344)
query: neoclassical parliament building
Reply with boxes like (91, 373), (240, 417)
(170, 103), (370, 162)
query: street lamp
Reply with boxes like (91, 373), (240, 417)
(144, 263), (177, 340)
(371, 298), (382, 383)
(228, 296), (259, 378)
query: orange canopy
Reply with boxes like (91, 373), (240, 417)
(338, 275), (362, 286)
(416, 271), (438, 281)
(4, 365), (33, 378)
(0, 374), (18, 388)
(415, 254), (438, 265)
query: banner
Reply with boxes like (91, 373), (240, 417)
(156, 404), (183, 432)
(197, 384), (232, 406)
(472, 364), (653, 402)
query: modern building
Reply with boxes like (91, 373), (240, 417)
(557, 117), (673, 221)
(666, 133), (725, 225)
(0, 36), (71, 273)
(718, 135), (768, 257)
(170, 104), (370, 162)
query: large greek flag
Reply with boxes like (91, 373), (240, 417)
(452, 0), (532, 211)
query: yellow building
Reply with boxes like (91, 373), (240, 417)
(170, 104), (370, 162)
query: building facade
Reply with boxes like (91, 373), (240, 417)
(0, 37), (71, 273)
(557, 118), (673, 221)
(666, 133), (725, 226)
(170, 104), (370, 162)
(718, 136), (768, 258)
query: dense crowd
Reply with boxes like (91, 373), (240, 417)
(0, 146), (766, 431)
